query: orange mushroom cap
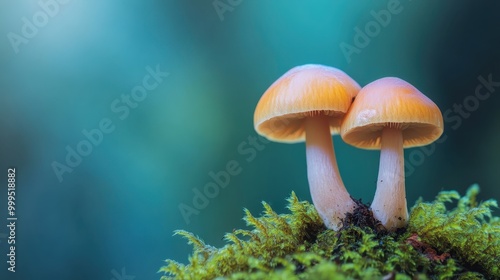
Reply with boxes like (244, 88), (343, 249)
(254, 64), (361, 143)
(341, 77), (444, 149)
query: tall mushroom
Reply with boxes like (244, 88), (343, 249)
(341, 77), (443, 231)
(254, 64), (361, 230)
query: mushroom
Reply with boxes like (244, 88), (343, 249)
(254, 64), (361, 230)
(341, 77), (443, 231)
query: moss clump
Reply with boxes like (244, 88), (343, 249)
(160, 185), (499, 279)
(409, 184), (500, 278)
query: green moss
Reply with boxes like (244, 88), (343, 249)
(409, 184), (500, 278)
(160, 185), (499, 279)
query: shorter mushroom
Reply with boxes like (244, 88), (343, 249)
(341, 77), (443, 231)
(254, 64), (360, 230)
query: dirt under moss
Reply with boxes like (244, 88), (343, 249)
(160, 185), (499, 279)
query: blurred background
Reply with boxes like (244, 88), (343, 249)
(0, 1), (499, 279)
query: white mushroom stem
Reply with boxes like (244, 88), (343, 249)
(305, 115), (356, 230)
(371, 126), (408, 231)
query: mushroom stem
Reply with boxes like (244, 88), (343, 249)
(371, 126), (408, 231)
(305, 115), (355, 230)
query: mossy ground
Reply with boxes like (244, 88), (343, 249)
(160, 185), (499, 279)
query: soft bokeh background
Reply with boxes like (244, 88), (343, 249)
(1, 1), (499, 279)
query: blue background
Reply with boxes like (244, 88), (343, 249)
(1, 1), (499, 279)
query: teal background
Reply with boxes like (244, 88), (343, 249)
(0, 1), (499, 279)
